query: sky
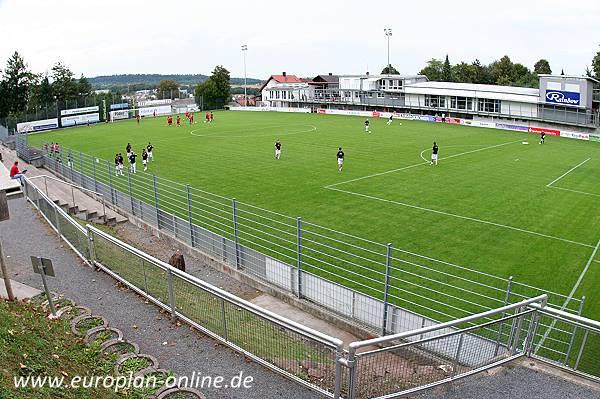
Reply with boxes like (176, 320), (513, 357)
(0, 0), (599, 80)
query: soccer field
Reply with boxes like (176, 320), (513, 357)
(29, 111), (600, 322)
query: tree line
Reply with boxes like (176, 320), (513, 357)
(380, 46), (600, 87)
(0, 51), (95, 119)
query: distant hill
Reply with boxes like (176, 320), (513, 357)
(88, 74), (263, 90)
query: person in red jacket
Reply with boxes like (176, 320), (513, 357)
(9, 161), (26, 185)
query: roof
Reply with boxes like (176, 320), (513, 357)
(314, 74), (339, 83)
(538, 74), (600, 84)
(271, 74), (303, 83)
(406, 81), (539, 96)
(259, 74), (305, 92)
(338, 74), (426, 80)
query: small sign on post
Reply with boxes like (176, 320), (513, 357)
(31, 256), (57, 317)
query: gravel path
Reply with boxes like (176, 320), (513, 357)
(416, 365), (600, 399)
(1, 198), (321, 399)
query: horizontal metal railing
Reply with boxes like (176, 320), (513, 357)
(28, 174), (106, 222)
(343, 295), (548, 399)
(21, 175), (600, 396)
(35, 147), (588, 362)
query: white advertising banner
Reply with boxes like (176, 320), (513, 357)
(17, 118), (59, 133)
(61, 113), (100, 126)
(137, 99), (172, 107)
(60, 106), (99, 116)
(138, 105), (171, 116)
(110, 110), (130, 121)
(230, 106), (311, 113)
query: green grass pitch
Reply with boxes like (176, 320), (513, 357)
(29, 111), (600, 324)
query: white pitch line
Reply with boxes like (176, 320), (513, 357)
(535, 239), (600, 354)
(326, 139), (524, 189)
(547, 186), (600, 198)
(546, 158), (591, 187)
(326, 186), (594, 248)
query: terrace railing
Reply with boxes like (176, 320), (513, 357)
(343, 294), (548, 399)
(20, 139), (600, 384)
(23, 175), (346, 398)
(21, 172), (600, 397)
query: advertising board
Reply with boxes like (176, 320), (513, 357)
(16, 118), (59, 133)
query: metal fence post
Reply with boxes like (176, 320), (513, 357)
(53, 206), (61, 238)
(92, 157), (98, 193)
(86, 225), (96, 263)
(186, 185), (195, 247)
(107, 161), (115, 205)
(332, 349), (343, 399)
(79, 151), (84, 187)
(564, 296), (586, 365)
(296, 217), (302, 298)
(232, 198), (241, 269)
(221, 298), (228, 341)
(153, 175), (160, 229)
(495, 276), (513, 356)
(381, 243), (392, 336)
(574, 330), (589, 371)
(345, 351), (358, 399)
(127, 167), (134, 215)
(167, 269), (177, 322)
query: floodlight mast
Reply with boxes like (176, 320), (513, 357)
(241, 45), (248, 106)
(384, 28), (392, 74)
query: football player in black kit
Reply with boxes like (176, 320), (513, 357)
(430, 142), (439, 166)
(337, 147), (344, 172)
(275, 140), (282, 160)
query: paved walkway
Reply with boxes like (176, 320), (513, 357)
(0, 146), (126, 224)
(0, 197), (321, 399)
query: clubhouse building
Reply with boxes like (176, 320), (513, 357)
(259, 72), (600, 131)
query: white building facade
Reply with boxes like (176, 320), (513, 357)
(259, 72), (599, 129)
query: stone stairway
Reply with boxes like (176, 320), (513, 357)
(0, 145), (127, 226)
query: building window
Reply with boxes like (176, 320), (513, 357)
(378, 92), (385, 98)
(275, 91), (280, 99)
(450, 96), (473, 110)
(425, 95), (446, 108)
(477, 98), (501, 113)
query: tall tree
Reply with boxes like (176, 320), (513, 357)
(489, 55), (515, 86)
(471, 59), (494, 84)
(592, 44), (600, 79)
(195, 66), (231, 109)
(51, 62), (77, 103)
(451, 62), (476, 83)
(533, 59), (552, 75)
(419, 59), (444, 81)
(0, 51), (33, 116)
(381, 64), (399, 74)
(77, 74), (92, 97)
(156, 79), (179, 99)
(441, 55), (452, 82)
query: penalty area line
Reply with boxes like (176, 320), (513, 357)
(326, 186), (594, 249)
(546, 158), (591, 187)
(535, 238), (600, 354)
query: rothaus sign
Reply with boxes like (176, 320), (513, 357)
(545, 90), (580, 107)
